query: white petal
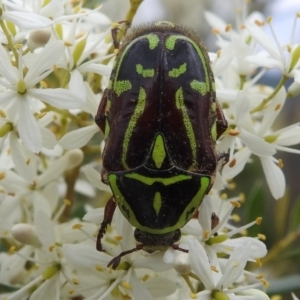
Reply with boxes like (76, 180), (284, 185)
(223, 237), (267, 259)
(29, 88), (84, 109)
(31, 276), (58, 300)
(63, 243), (111, 272)
(32, 191), (53, 218)
(143, 276), (177, 299)
(198, 196), (213, 234)
(25, 41), (65, 87)
(246, 24), (281, 61)
(187, 238), (214, 290)
(68, 70), (86, 103)
(259, 86), (286, 136)
(3, 11), (52, 29)
(18, 98), (42, 153)
(34, 209), (56, 249)
(9, 132), (37, 183)
(260, 156), (285, 199)
(40, 126), (57, 149)
(245, 55), (283, 69)
(83, 165), (112, 193)
(130, 272), (158, 300)
(222, 147), (252, 180)
(239, 129), (276, 156)
(40, 0), (64, 19)
(59, 124), (98, 149)
(204, 11), (227, 34)
(292, 293), (299, 300)
(0, 44), (18, 83)
(216, 243), (250, 288)
(274, 125), (300, 146)
(82, 207), (104, 224)
(292, 69), (300, 83)
(79, 62), (112, 76)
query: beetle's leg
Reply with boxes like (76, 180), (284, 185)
(172, 244), (189, 253)
(217, 152), (229, 167)
(216, 101), (228, 139)
(96, 197), (117, 252)
(112, 21), (130, 50)
(107, 244), (143, 270)
(95, 88), (109, 134)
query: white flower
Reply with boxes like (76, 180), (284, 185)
(0, 41), (83, 152)
(185, 239), (268, 300)
(246, 15), (300, 83)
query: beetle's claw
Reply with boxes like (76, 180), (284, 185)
(107, 256), (121, 270)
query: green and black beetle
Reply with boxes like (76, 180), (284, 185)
(95, 21), (227, 269)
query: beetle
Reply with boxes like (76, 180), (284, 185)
(95, 21), (227, 269)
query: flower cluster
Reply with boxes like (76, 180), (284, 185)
(0, 0), (299, 299)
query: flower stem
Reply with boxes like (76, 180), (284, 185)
(250, 75), (288, 113)
(0, 19), (19, 62)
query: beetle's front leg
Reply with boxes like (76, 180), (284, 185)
(96, 196), (117, 251)
(216, 101), (228, 139)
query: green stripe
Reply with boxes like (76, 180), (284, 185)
(125, 173), (192, 185)
(109, 174), (210, 235)
(175, 87), (197, 169)
(121, 87), (146, 168)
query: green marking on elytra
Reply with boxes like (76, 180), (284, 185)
(190, 80), (208, 96)
(175, 87), (197, 169)
(152, 134), (166, 168)
(212, 81), (216, 91)
(169, 63), (187, 78)
(122, 87), (146, 168)
(108, 80), (112, 89)
(125, 173), (192, 185)
(211, 120), (217, 142)
(147, 34), (160, 50)
(114, 175), (210, 234)
(136, 64), (155, 77)
(211, 102), (216, 112)
(183, 176), (210, 223)
(108, 174), (132, 220)
(153, 192), (162, 215)
(104, 119), (110, 139)
(165, 35), (177, 50)
(114, 80), (132, 97)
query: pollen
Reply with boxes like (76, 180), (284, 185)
(278, 159), (284, 168)
(0, 110), (6, 117)
(210, 265), (219, 273)
(72, 224), (83, 229)
(258, 233), (266, 240)
(114, 235), (123, 241)
(225, 24), (232, 32)
(95, 265), (104, 272)
(121, 281), (132, 289)
(229, 158), (236, 168)
(229, 129), (240, 136)
(255, 20), (265, 26)
(230, 201), (241, 208)
(256, 217), (262, 225)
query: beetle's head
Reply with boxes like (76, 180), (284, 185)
(134, 228), (181, 252)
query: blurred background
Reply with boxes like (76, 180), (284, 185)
(98, 0), (300, 299)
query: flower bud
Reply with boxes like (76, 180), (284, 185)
(11, 224), (42, 247)
(66, 149), (84, 170)
(27, 29), (51, 50)
(173, 252), (191, 275)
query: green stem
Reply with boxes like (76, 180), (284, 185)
(250, 75), (288, 113)
(0, 19), (19, 63)
(182, 274), (197, 294)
